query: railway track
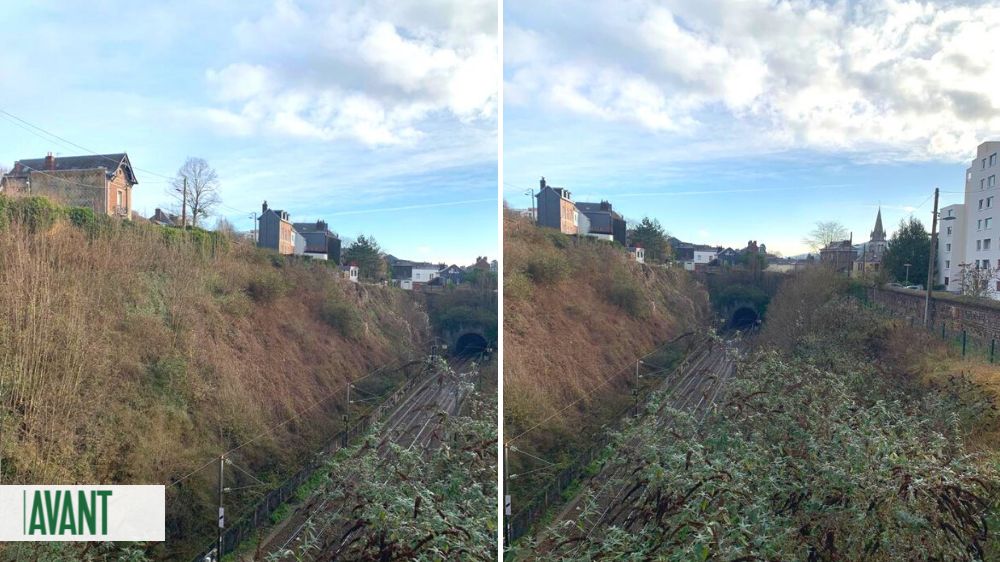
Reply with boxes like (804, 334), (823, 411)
(541, 338), (739, 551)
(257, 356), (476, 560)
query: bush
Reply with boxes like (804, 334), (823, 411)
(603, 270), (644, 317)
(1, 195), (62, 232)
(320, 299), (362, 338)
(524, 249), (570, 285)
(245, 268), (286, 303)
(504, 270), (533, 301)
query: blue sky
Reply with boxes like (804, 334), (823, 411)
(0, 0), (497, 266)
(503, 0), (1000, 256)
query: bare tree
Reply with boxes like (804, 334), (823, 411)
(803, 220), (849, 251)
(214, 216), (236, 237)
(168, 157), (221, 228)
(956, 262), (999, 299)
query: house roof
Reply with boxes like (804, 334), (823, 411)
(292, 221), (338, 237)
(393, 260), (438, 269)
(11, 153), (137, 184)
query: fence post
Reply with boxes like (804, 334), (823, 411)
(962, 330), (967, 357)
(941, 322), (946, 339)
(991, 339), (996, 364)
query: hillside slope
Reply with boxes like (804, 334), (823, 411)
(503, 213), (710, 493)
(0, 196), (430, 559)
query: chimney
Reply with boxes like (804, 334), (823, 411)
(45, 152), (55, 171)
(540, 176), (546, 190)
(317, 220), (327, 231)
(262, 200), (268, 213)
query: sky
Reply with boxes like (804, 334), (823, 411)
(0, 0), (498, 266)
(503, 0), (1000, 256)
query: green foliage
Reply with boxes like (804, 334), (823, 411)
(524, 247), (570, 284)
(505, 270), (534, 300)
(883, 217), (931, 284)
(319, 298), (362, 339)
(245, 267), (287, 303)
(603, 269), (644, 317)
(292, 369), (497, 560)
(0, 195), (62, 232)
(541, 348), (999, 561)
(343, 234), (386, 281)
(627, 217), (671, 262)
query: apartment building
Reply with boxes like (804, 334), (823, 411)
(937, 141), (1000, 298)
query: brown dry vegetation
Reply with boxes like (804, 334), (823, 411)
(0, 206), (429, 558)
(503, 211), (710, 473)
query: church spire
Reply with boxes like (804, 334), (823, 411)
(871, 207), (885, 242)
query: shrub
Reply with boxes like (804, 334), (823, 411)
(504, 270), (533, 301)
(524, 249), (570, 285)
(245, 269), (286, 302)
(603, 270), (644, 317)
(320, 299), (362, 338)
(3, 195), (62, 232)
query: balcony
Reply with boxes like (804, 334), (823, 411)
(113, 205), (129, 217)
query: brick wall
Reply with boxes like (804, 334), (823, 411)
(869, 287), (1000, 342)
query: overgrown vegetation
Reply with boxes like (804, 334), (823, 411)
(503, 211), (710, 524)
(529, 266), (1000, 560)
(272, 361), (498, 561)
(0, 195), (430, 560)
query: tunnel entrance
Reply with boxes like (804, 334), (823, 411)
(454, 333), (488, 357)
(730, 307), (759, 331)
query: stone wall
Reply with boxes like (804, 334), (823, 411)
(868, 286), (1000, 343)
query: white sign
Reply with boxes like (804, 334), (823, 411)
(0, 485), (165, 541)
(504, 494), (511, 516)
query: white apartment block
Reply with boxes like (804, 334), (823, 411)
(937, 141), (1000, 298)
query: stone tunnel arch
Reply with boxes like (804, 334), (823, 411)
(453, 332), (489, 357)
(730, 306), (759, 330)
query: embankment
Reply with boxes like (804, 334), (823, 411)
(0, 196), (430, 560)
(503, 213), (710, 503)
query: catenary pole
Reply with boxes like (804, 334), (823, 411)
(925, 187), (940, 327)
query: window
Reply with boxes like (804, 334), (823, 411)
(984, 158), (988, 169)
(992, 153), (997, 166)
(986, 238), (993, 250)
(975, 260), (981, 269)
(989, 196), (995, 208)
(977, 219), (982, 230)
(980, 199), (984, 210)
(944, 276), (949, 286)
(987, 218), (994, 229)
(945, 260), (951, 268)
(982, 178), (987, 190)
(947, 226), (953, 235)
(117, 190), (123, 206)
(946, 243), (952, 251)
(977, 240), (982, 251)
(991, 175), (998, 187)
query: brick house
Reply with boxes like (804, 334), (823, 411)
(257, 201), (297, 255)
(2, 152), (137, 217)
(535, 177), (589, 235)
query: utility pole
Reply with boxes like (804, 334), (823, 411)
(217, 453), (224, 561)
(181, 176), (187, 230)
(503, 443), (511, 550)
(924, 187), (940, 327)
(250, 211), (258, 243)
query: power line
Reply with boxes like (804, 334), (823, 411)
(0, 108), (174, 180)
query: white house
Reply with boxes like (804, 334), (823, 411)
(693, 247), (718, 265)
(629, 246), (645, 264)
(341, 264), (359, 283)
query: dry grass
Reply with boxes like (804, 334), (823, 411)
(503, 212), (710, 463)
(0, 211), (429, 556)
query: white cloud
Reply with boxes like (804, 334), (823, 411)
(506, 0), (1000, 161)
(200, 0), (497, 147)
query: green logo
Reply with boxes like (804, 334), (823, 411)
(24, 490), (112, 536)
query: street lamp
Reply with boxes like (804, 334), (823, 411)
(523, 189), (535, 220)
(903, 263), (911, 284)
